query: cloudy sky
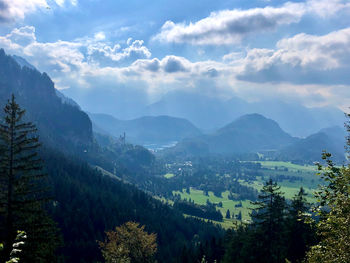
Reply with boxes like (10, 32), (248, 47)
(0, 0), (350, 114)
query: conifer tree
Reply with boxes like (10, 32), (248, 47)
(250, 179), (287, 263)
(225, 209), (231, 219)
(286, 187), (316, 263)
(305, 113), (350, 262)
(0, 95), (59, 262)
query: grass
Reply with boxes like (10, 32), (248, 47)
(184, 214), (243, 229)
(257, 161), (316, 172)
(169, 161), (323, 228)
(173, 188), (254, 224)
(164, 173), (176, 179)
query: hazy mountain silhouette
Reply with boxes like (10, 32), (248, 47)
(146, 91), (345, 137)
(165, 114), (297, 156)
(279, 126), (346, 162)
(89, 112), (202, 145)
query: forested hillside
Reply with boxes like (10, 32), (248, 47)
(0, 49), (224, 263)
(0, 49), (93, 153)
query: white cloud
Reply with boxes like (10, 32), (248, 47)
(1, 25), (349, 111)
(86, 39), (151, 66)
(154, 2), (304, 45)
(0, 0), (48, 22)
(306, 0), (350, 17)
(236, 27), (350, 85)
(154, 0), (350, 45)
(94, 32), (106, 41)
(0, 0), (79, 23)
(54, 0), (78, 7)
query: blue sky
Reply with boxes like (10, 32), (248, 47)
(0, 0), (350, 114)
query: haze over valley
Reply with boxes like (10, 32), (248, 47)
(0, 1), (350, 262)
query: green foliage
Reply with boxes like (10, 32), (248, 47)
(45, 149), (224, 262)
(99, 222), (157, 263)
(250, 179), (287, 263)
(223, 180), (316, 263)
(0, 95), (59, 262)
(225, 209), (230, 219)
(305, 152), (350, 263)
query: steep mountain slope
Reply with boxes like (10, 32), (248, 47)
(0, 49), (224, 262)
(89, 112), (202, 145)
(0, 49), (93, 152)
(164, 114), (297, 156)
(44, 149), (223, 263)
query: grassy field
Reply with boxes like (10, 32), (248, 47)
(170, 161), (322, 228)
(257, 161), (316, 172)
(164, 173), (176, 179)
(184, 214), (243, 229)
(244, 161), (321, 200)
(173, 188), (253, 225)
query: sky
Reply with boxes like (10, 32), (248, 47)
(0, 0), (350, 115)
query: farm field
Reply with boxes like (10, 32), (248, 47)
(173, 188), (254, 225)
(257, 161), (316, 172)
(164, 173), (176, 179)
(171, 161), (322, 228)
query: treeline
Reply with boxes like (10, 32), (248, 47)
(173, 200), (223, 221)
(224, 180), (317, 263)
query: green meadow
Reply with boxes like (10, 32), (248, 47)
(170, 161), (322, 228)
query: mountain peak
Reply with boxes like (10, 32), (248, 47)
(219, 113), (282, 134)
(12, 55), (37, 71)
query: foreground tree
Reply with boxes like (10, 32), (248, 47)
(305, 153), (350, 263)
(251, 179), (287, 263)
(0, 95), (59, 262)
(99, 221), (157, 263)
(305, 113), (350, 263)
(286, 188), (316, 263)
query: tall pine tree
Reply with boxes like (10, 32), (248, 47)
(0, 95), (59, 262)
(286, 187), (316, 263)
(250, 179), (287, 263)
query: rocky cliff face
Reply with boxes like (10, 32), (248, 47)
(0, 49), (93, 152)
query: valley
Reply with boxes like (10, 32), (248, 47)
(160, 160), (319, 227)
(0, 42), (348, 263)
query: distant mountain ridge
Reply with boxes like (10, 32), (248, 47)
(89, 112), (202, 146)
(162, 113), (346, 163)
(145, 91), (345, 137)
(278, 125), (346, 163)
(210, 114), (297, 153)
(164, 114), (296, 156)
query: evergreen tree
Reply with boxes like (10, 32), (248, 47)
(286, 188), (316, 263)
(236, 211), (242, 221)
(225, 209), (231, 219)
(305, 113), (350, 262)
(305, 154), (350, 262)
(0, 95), (59, 262)
(250, 179), (287, 263)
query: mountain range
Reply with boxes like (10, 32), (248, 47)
(161, 114), (346, 163)
(89, 112), (202, 147)
(144, 91), (345, 137)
